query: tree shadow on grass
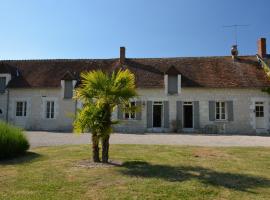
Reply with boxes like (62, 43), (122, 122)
(121, 161), (270, 193)
(0, 152), (42, 165)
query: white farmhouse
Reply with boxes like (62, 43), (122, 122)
(0, 38), (270, 134)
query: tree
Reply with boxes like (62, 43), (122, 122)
(73, 69), (137, 163)
(258, 55), (270, 94)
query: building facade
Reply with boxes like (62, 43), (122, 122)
(0, 38), (270, 134)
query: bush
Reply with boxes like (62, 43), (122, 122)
(0, 122), (29, 159)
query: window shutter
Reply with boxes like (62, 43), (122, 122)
(135, 101), (142, 120)
(163, 101), (169, 128)
(176, 101), (183, 130)
(117, 105), (123, 120)
(193, 101), (200, 129)
(147, 101), (153, 128)
(168, 75), (178, 94)
(227, 101), (234, 121)
(209, 101), (215, 121)
(64, 80), (73, 99)
(0, 77), (6, 93)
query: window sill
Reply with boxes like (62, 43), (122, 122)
(167, 93), (179, 96)
(15, 116), (28, 118)
(214, 120), (228, 123)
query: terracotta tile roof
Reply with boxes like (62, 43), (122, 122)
(1, 55), (270, 89)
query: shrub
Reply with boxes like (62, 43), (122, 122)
(0, 122), (29, 159)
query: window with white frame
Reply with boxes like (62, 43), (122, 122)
(255, 102), (264, 117)
(215, 101), (226, 120)
(46, 101), (55, 119)
(124, 101), (136, 120)
(16, 101), (27, 117)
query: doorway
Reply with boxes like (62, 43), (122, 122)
(153, 102), (163, 128)
(255, 102), (266, 129)
(183, 102), (193, 128)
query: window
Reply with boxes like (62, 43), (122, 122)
(46, 101), (55, 119)
(64, 80), (73, 99)
(124, 101), (136, 120)
(16, 101), (27, 117)
(216, 101), (226, 120)
(0, 77), (6, 93)
(255, 102), (264, 117)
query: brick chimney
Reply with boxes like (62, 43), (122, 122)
(258, 38), (267, 58)
(120, 47), (126, 64)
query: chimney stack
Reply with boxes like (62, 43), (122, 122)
(231, 45), (238, 60)
(258, 38), (267, 58)
(120, 47), (126, 64)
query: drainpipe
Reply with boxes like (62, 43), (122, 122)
(6, 88), (9, 123)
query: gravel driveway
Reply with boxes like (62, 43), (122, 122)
(26, 131), (270, 148)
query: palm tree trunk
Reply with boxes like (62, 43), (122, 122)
(92, 132), (100, 162)
(102, 135), (110, 163)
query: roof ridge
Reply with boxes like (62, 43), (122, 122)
(0, 58), (119, 62)
(0, 55), (256, 62)
(127, 55), (256, 60)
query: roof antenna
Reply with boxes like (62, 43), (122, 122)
(223, 24), (249, 46)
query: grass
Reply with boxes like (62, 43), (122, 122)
(0, 122), (29, 159)
(0, 145), (270, 200)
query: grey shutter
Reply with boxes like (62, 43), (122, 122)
(0, 77), (6, 93)
(147, 101), (153, 128)
(193, 101), (200, 129)
(64, 80), (73, 99)
(135, 101), (142, 120)
(176, 101), (183, 130)
(168, 75), (178, 94)
(163, 101), (169, 128)
(227, 101), (234, 121)
(117, 105), (123, 120)
(209, 101), (215, 121)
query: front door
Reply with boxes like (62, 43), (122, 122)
(183, 102), (193, 128)
(255, 102), (266, 129)
(153, 102), (163, 128)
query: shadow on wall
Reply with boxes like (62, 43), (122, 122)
(120, 161), (270, 193)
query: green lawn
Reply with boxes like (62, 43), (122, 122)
(1, 145), (270, 200)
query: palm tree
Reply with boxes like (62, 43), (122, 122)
(73, 69), (137, 163)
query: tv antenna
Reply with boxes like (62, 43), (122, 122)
(223, 24), (249, 45)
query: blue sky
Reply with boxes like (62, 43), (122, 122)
(0, 0), (269, 59)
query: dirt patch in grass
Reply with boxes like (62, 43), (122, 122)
(75, 159), (123, 168)
(192, 148), (230, 158)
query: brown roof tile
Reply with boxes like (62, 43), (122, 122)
(1, 56), (270, 89)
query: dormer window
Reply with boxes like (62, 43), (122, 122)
(64, 80), (73, 99)
(165, 66), (181, 95)
(61, 71), (76, 99)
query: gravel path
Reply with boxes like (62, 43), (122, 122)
(26, 131), (270, 148)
